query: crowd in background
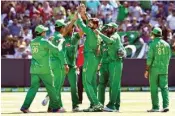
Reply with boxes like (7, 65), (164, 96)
(1, 0), (175, 58)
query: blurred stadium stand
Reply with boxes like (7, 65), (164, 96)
(1, 1), (175, 59)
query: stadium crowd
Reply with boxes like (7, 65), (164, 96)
(1, 0), (175, 58)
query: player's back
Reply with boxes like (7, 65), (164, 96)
(151, 37), (171, 74)
(30, 36), (51, 74)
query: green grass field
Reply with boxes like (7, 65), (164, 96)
(1, 92), (175, 116)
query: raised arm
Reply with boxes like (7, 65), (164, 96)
(44, 39), (65, 52)
(79, 3), (89, 21)
(76, 13), (90, 34)
(62, 13), (78, 37)
(94, 29), (114, 44)
(76, 4), (90, 34)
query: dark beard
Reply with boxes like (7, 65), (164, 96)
(106, 28), (117, 37)
(106, 30), (113, 37)
(67, 31), (73, 36)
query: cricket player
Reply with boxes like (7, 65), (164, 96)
(144, 27), (171, 112)
(98, 25), (109, 106)
(42, 19), (68, 112)
(20, 25), (63, 113)
(63, 23), (84, 112)
(46, 20), (68, 112)
(42, 14), (78, 112)
(76, 4), (103, 112)
(94, 22), (126, 112)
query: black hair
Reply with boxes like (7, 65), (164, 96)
(38, 2), (43, 7)
(33, 31), (42, 38)
(83, 20), (87, 25)
(153, 33), (162, 38)
(9, 3), (13, 7)
(18, 36), (24, 40)
(55, 26), (63, 32)
(23, 26), (29, 30)
(36, 32), (42, 36)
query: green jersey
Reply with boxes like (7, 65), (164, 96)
(126, 31), (140, 44)
(117, 5), (128, 22)
(147, 37), (171, 74)
(140, 1), (151, 10)
(64, 32), (80, 66)
(100, 41), (109, 63)
(99, 31), (124, 61)
(77, 17), (101, 55)
(118, 32), (126, 38)
(30, 36), (59, 74)
(50, 31), (67, 69)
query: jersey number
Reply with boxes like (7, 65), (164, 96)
(158, 47), (165, 55)
(32, 46), (38, 53)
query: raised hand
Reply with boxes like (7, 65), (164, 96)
(80, 3), (86, 15)
(77, 5), (81, 13)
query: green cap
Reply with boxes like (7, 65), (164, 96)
(106, 22), (118, 28)
(55, 20), (66, 27)
(152, 27), (162, 36)
(35, 25), (48, 34)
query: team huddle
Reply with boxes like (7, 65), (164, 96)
(20, 4), (171, 113)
